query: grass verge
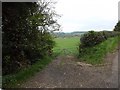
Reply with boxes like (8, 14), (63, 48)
(79, 36), (120, 65)
(2, 56), (54, 88)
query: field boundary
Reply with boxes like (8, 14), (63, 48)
(53, 46), (79, 56)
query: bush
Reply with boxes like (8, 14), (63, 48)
(101, 31), (120, 38)
(2, 2), (59, 75)
(114, 21), (120, 32)
(79, 30), (120, 55)
(78, 37), (120, 64)
(80, 31), (106, 47)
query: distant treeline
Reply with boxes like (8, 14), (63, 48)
(53, 30), (116, 38)
(53, 31), (87, 37)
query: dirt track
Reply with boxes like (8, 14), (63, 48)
(20, 49), (119, 88)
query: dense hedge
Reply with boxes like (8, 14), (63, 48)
(101, 31), (120, 38)
(80, 31), (106, 47)
(79, 31), (120, 54)
(80, 31), (120, 48)
(2, 2), (59, 75)
(114, 21), (120, 32)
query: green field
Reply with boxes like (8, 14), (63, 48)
(4, 36), (119, 88)
(53, 36), (80, 55)
(53, 36), (120, 64)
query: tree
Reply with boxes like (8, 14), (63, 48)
(114, 21), (120, 32)
(2, 1), (60, 75)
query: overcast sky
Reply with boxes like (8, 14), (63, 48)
(55, 0), (120, 32)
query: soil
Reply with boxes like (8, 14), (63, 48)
(20, 49), (119, 88)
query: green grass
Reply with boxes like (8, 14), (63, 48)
(53, 36), (119, 64)
(3, 36), (119, 88)
(2, 36), (80, 88)
(2, 56), (54, 88)
(79, 36), (120, 65)
(53, 36), (80, 56)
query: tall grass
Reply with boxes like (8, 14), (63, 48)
(3, 36), (119, 88)
(2, 56), (54, 88)
(79, 36), (120, 64)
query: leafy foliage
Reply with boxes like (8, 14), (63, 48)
(3, 56), (54, 88)
(101, 31), (120, 38)
(2, 2), (60, 75)
(79, 30), (120, 55)
(114, 21), (120, 32)
(79, 36), (120, 64)
(80, 31), (120, 47)
(80, 31), (106, 47)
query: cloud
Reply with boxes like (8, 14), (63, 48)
(55, 0), (119, 32)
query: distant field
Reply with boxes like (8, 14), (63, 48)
(53, 36), (80, 55)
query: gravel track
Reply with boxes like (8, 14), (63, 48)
(20, 49), (119, 88)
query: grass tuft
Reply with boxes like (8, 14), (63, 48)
(2, 56), (54, 88)
(79, 36), (120, 65)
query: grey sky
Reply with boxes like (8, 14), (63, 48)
(55, 0), (119, 32)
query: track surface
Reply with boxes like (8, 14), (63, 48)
(21, 50), (119, 88)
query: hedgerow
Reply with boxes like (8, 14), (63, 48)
(2, 2), (59, 75)
(79, 30), (120, 54)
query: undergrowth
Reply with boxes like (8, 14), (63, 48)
(2, 56), (54, 88)
(79, 36), (120, 64)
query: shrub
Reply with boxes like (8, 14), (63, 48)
(114, 21), (120, 32)
(80, 31), (105, 47)
(79, 30), (120, 55)
(2, 2), (59, 75)
(101, 31), (120, 38)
